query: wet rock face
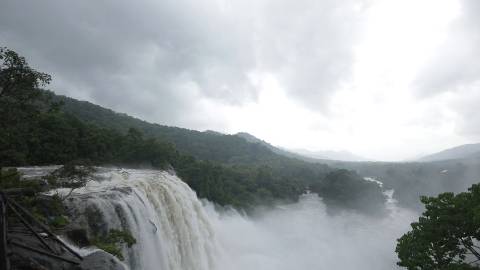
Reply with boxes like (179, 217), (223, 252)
(64, 190), (130, 247)
(78, 251), (127, 270)
(9, 227), (126, 270)
(8, 233), (81, 270)
(9, 252), (52, 270)
(65, 228), (90, 247)
(63, 200), (105, 247)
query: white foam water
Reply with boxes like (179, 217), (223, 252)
(65, 168), (218, 270)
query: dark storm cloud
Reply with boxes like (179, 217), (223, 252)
(0, 0), (364, 127)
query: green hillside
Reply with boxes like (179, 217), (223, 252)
(1, 48), (386, 213)
(55, 94), (282, 165)
(50, 92), (480, 211)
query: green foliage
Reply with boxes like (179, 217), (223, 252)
(92, 229), (136, 261)
(45, 162), (95, 189)
(23, 194), (71, 229)
(49, 215), (69, 228)
(176, 162), (296, 208)
(310, 169), (386, 214)
(0, 47), (53, 166)
(0, 166), (84, 229)
(396, 184), (480, 270)
(0, 168), (41, 192)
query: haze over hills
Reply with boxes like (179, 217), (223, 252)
(234, 132), (327, 163)
(419, 143), (480, 162)
(292, 149), (370, 162)
(235, 132), (370, 162)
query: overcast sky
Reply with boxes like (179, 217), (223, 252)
(1, 0), (479, 161)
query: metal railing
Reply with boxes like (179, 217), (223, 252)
(0, 190), (83, 270)
(0, 193), (9, 270)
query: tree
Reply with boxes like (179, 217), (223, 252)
(0, 47), (51, 101)
(0, 47), (52, 166)
(45, 162), (95, 201)
(310, 169), (386, 214)
(396, 184), (480, 270)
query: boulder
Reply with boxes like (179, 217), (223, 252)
(78, 250), (127, 270)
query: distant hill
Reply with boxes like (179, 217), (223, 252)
(234, 132), (267, 144)
(419, 143), (480, 162)
(293, 149), (370, 162)
(234, 132), (332, 163)
(234, 132), (305, 157)
(233, 133), (480, 210)
(235, 132), (370, 162)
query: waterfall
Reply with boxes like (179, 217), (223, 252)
(65, 168), (219, 270)
(19, 167), (417, 270)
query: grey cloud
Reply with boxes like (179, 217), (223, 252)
(412, 0), (480, 139)
(414, 0), (480, 96)
(253, 0), (365, 110)
(451, 88), (480, 140)
(0, 0), (363, 128)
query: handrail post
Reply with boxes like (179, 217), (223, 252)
(0, 192), (10, 270)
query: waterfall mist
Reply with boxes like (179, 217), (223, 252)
(208, 193), (416, 270)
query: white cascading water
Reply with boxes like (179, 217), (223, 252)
(65, 168), (219, 270)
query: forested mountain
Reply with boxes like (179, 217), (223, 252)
(48, 91), (390, 211)
(52, 99), (334, 166)
(47, 91), (480, 211)
(55, 94), (292, 165)
(419, 143), (480, 162)
(1, 48), (388, 212)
